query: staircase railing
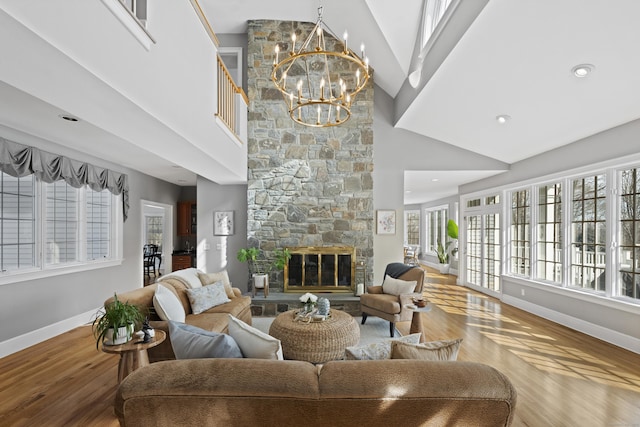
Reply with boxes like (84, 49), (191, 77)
(216, 55), (248, 142)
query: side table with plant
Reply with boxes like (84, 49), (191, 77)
(92, 294), (145, 348)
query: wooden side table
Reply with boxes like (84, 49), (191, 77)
(407, 305), (432, 343)
(102, 330), (166, 383)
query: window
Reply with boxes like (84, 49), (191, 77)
(467, 198), (481, 208)
(484, 213), (501, 291)
(45, 181), (79, 265)
(405, 211), (420, 246)
(0, 174), (36, 271)
(570, 174), (606, 292)
(421, 0), (453, 49)
(619, 168), (640, 299)
(510, 189), (530, 276)
(536, 183), (562, 283)
(425, 207), (448, 252)
(0, 171), (120, 278)
(119, 0), (148, 27)
(87, 189), (112, 260)
(466, 215), (482, 286)
(145, 215), (163, 250)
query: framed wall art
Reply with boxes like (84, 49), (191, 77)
(376, 210), (396, 234)
(214, 211), (235, 236)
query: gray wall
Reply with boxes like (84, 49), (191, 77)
(196, 177), (249, 292)
(0, 127), (181, 347)
(459, 117), (640, 349)
(373, 87), (505, 283)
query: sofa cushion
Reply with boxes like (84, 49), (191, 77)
(168, 321), (242, 359)
(186, 281), (231, 315)
(228, 315), (283, 360)
(382, 275), (417, 296)
(198, 270), (235, 299)
(359, 293), (401, 314)
(162, 268), (203, 289)
(345, 333), (422, 360)
(391, 339), (463, 361)
(201, 295), (251, 318)
(153, 284), (186, 322)
(185, 313), (230, 333)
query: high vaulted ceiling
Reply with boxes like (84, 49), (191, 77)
(206, 0), (640, 203)
(2, 1), (640, 204)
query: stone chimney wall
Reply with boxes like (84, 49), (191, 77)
(247, 19), (374, 291)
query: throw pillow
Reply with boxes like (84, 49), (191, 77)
(345, 333), (422, 360)
(162, 267), (203, 289)
(186, 281), (231, 314)
(153, 284), (186, 322)
(168, 321), (243, 359)
(198, 270), (235, 299)
(390, 338), (463, 361)
(227, 315), (284, 360)
(382, 275), (418, 295)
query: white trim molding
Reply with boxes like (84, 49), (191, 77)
(0, 308), (97, 358)
(503, 294), (640, 355)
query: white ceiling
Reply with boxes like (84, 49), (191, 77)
(3, 0), (640, 203)
(204, 0), (640, 204)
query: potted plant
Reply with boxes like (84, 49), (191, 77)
(237, 247), (269, 290)
(271, 248), (291, 272)
(92, 294), (145, 348)
(436, 219), (459, 274)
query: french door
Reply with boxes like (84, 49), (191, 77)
(465, 213), (501, 293)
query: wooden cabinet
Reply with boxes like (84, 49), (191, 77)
(177, 201), (196, 236)
(172, 255), (193, 271)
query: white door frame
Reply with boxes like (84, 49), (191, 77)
(141, 200), (174, 281)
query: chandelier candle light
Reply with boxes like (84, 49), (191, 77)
(271, 6), (371, 127)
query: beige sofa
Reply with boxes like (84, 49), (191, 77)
(115, 358), (517, 426)
(107, 275), (252, 362)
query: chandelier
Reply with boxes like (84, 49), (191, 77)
(271, 7), (371, 127)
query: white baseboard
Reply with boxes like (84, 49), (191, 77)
(502, 295), (640, 354)
(0, 308), (97, 358)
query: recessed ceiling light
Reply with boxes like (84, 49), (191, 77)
(59, 114), (79, 122)
(431, 178), (440, 182)
(571, 64), (594, 78)
(496, 115), (510, 124)
(405, 190), (412, 193)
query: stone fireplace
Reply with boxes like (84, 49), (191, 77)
(247, 20), (374, 293)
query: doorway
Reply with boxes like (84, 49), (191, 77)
(141, 200), (173, 283)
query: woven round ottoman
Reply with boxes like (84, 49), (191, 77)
(269, 309), (360, 364)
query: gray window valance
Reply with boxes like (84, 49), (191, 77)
(0, 138), (130, 221)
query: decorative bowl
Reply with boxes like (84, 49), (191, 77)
(412, 298), (427, 307)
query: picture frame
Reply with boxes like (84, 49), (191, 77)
(376, 210), (396, 234)
(214, 211), (234, 236)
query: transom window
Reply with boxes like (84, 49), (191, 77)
(420, 0), (454, 49)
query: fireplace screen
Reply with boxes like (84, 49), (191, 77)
(284, 246), (355, 293)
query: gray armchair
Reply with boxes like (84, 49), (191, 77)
(360, 263), (425, 337)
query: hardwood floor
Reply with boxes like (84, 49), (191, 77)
(1, 267), (639, 426)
